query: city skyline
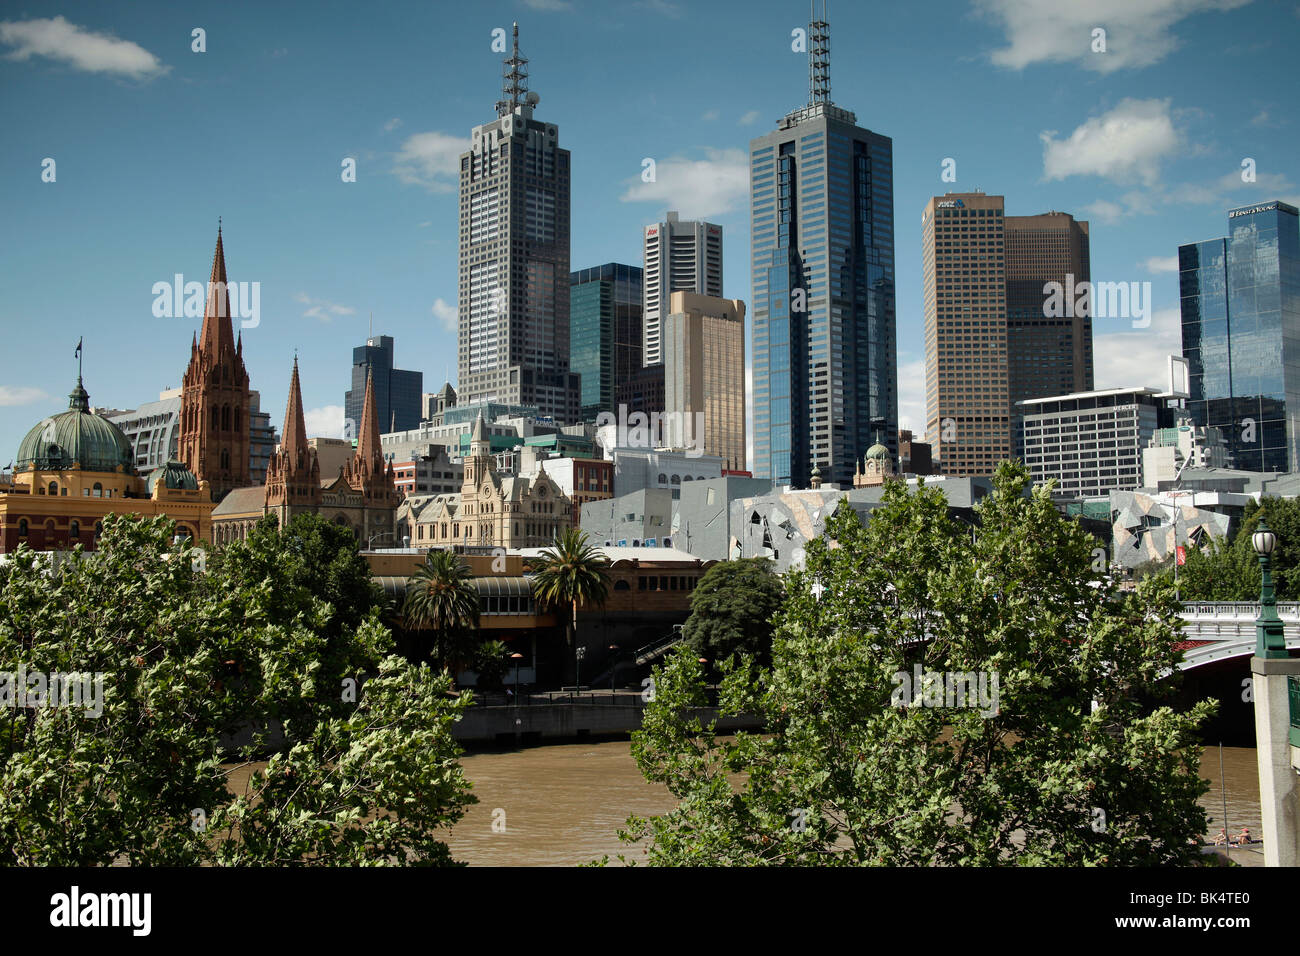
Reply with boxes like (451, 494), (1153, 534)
(3, 0), (1299, 466)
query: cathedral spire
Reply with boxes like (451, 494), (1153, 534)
(282, 356), (309, 465)
(200, 222), (235, 357)
(355, 367), (382, 470)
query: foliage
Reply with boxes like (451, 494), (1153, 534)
(402, 549), (481, 677)
(472, 640), (513, 691)
(618, 463), (1214, 866)
(682, 558), (784, 667)
(0, 514), (476, 866)
(528, 528), (611, 651)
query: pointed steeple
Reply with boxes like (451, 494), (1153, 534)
(282, 356), (309, 465)
(200, 222), (236, 357)
(355, 367), (382, 470)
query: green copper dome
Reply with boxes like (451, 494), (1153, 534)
(16, 378), (134, 474)
(147, 460), (198, 494)
(865, 443), (890, 461)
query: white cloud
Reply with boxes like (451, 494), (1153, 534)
(0, 385), (48, 407)
(896, 358), (928, 441)
(522, 0), (574, 10)
(738, 109), (761, 126)
(0, 16), (167, 79)
(636, 0), (685, 16)
(1082, 199), (1127, 224)
(393, 130), (470, 193)
(977, 0), (1251, 73)
(700, 109), (719, 122)
(383, 117), (402, 132)
(1041, 98), (1179, 186)
(619, 147), (749, 219)
(304, 405), (346, 440)
(1093, 307), (1183, 391)
(432, 298), (457, 332)
(294, 292), (356, 323)
(1143, 255), (1179, 274)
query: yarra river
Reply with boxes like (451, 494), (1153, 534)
(440, 741), (1265, 866)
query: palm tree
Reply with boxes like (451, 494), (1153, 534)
(402, 549), (481, 680)
(528, 529), (612, 681)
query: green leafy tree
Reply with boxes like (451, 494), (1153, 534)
(472, 640), (512, 691)
(618, 463), (1214, 866)
(528, 528), (611, 659)
(682, 558), (784, 667)
(0, 514), (476, 866)
(402, 549), (481, 679)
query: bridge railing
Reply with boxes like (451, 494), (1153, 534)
(1179, 602), (1300, 620)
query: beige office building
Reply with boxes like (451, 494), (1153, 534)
(923, 192), (1010, 477)
(663, 291), (746, 472)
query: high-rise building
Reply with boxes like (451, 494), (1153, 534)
(1179, 200), (1300, 472)
(923, 192), (1009, 477)
(1005, 211), (1093, 405)
(570, 263), (644, 421)
(344, 335), (423, 436)
(179, 226), (252, 501)
(643, 212), (722, 367)
(663, 291), (747, 472)
(750, 8), (896, 489)
(456, 23), (580, 424)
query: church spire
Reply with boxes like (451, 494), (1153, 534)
(200, 222), (235, 357)
(355, 367), (382, 470)
(282, 356), (309, 466)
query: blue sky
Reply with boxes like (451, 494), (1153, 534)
(1, 0), (1298, 464)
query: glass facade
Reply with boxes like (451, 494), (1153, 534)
(1180, 201), (1300, 472)
(344, 335), (423, 436)
(751, 108), (896, 488)
(569, 263), (643, 422)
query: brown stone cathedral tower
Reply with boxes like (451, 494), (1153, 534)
(344, 369), (400, 513)
(179, 225), (252, 501)
(264, 357), (322, 519)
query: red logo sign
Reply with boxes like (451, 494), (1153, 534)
(1176, 546), (1186, 566)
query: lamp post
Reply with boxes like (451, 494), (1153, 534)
(368, 531), (396, 551)
(1248, 518), (1300, 867)
(511, 651), (524, 708)
(608, 644), (620, 697)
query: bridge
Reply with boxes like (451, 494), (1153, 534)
(1177, 602), (1300, 670)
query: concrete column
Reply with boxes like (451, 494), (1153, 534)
(1250, 657), (1300, 867)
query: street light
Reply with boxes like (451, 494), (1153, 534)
(511, 651), (524, 707)
(1252, 519), (1288, 659)
(608, 644), (620, 696)
(367, 531), (397, 551)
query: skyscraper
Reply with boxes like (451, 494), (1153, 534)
(1005, 211), (1093, 405)
(663, 291), (747, 471)
(750, 7), (896, 489)
(344, 335), (423, 435)
(456, 23), (580, 424)
(1179, 200), (1300, 472)
(642, 212), (722, 367)
(570, 263), (643, 421)
(923, 192), (1009, 477)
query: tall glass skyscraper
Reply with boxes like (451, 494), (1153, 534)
(749, 9), (896, 488)
(344, 335), (423, 436)
(570, 263), (643, 422)
(1179, 200), (1300, 472)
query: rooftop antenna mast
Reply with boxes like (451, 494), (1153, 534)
(496, 22), (529, 117)
(809, 0), (830, 106)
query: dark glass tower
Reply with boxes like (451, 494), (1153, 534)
(570, 263), (643, 422)
(749, 7), (896, 488)
(344, 335), (423, 436)
(1179, 200), (1300, 472)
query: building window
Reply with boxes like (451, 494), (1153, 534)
(48, 482), (58, 496)
(18, 519), (28, 537)
(70, 520), (80, 539)
(614, 580), (630, 591)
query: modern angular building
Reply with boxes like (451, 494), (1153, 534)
(456, 23), (580, 424)
(923, 192), (1009, 477)
(1179, 200), (1300, 472)
(1005, 211), (1093, 406)
(570, 263), (644, 422)
(750, 8), (896, 488)
(344, 335), (423, 436)
(663, 291), (747, 472)
(643, 212), (722, 367)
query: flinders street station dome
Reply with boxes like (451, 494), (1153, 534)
(16, 377), (134, 474)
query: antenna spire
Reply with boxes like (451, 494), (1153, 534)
(496, 21), (530, 116)
(809, 0), (830, 106)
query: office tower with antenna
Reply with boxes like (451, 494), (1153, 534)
(749, 2), (897, 488)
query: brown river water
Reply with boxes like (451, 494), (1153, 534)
(224, 742), (1264, 866)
